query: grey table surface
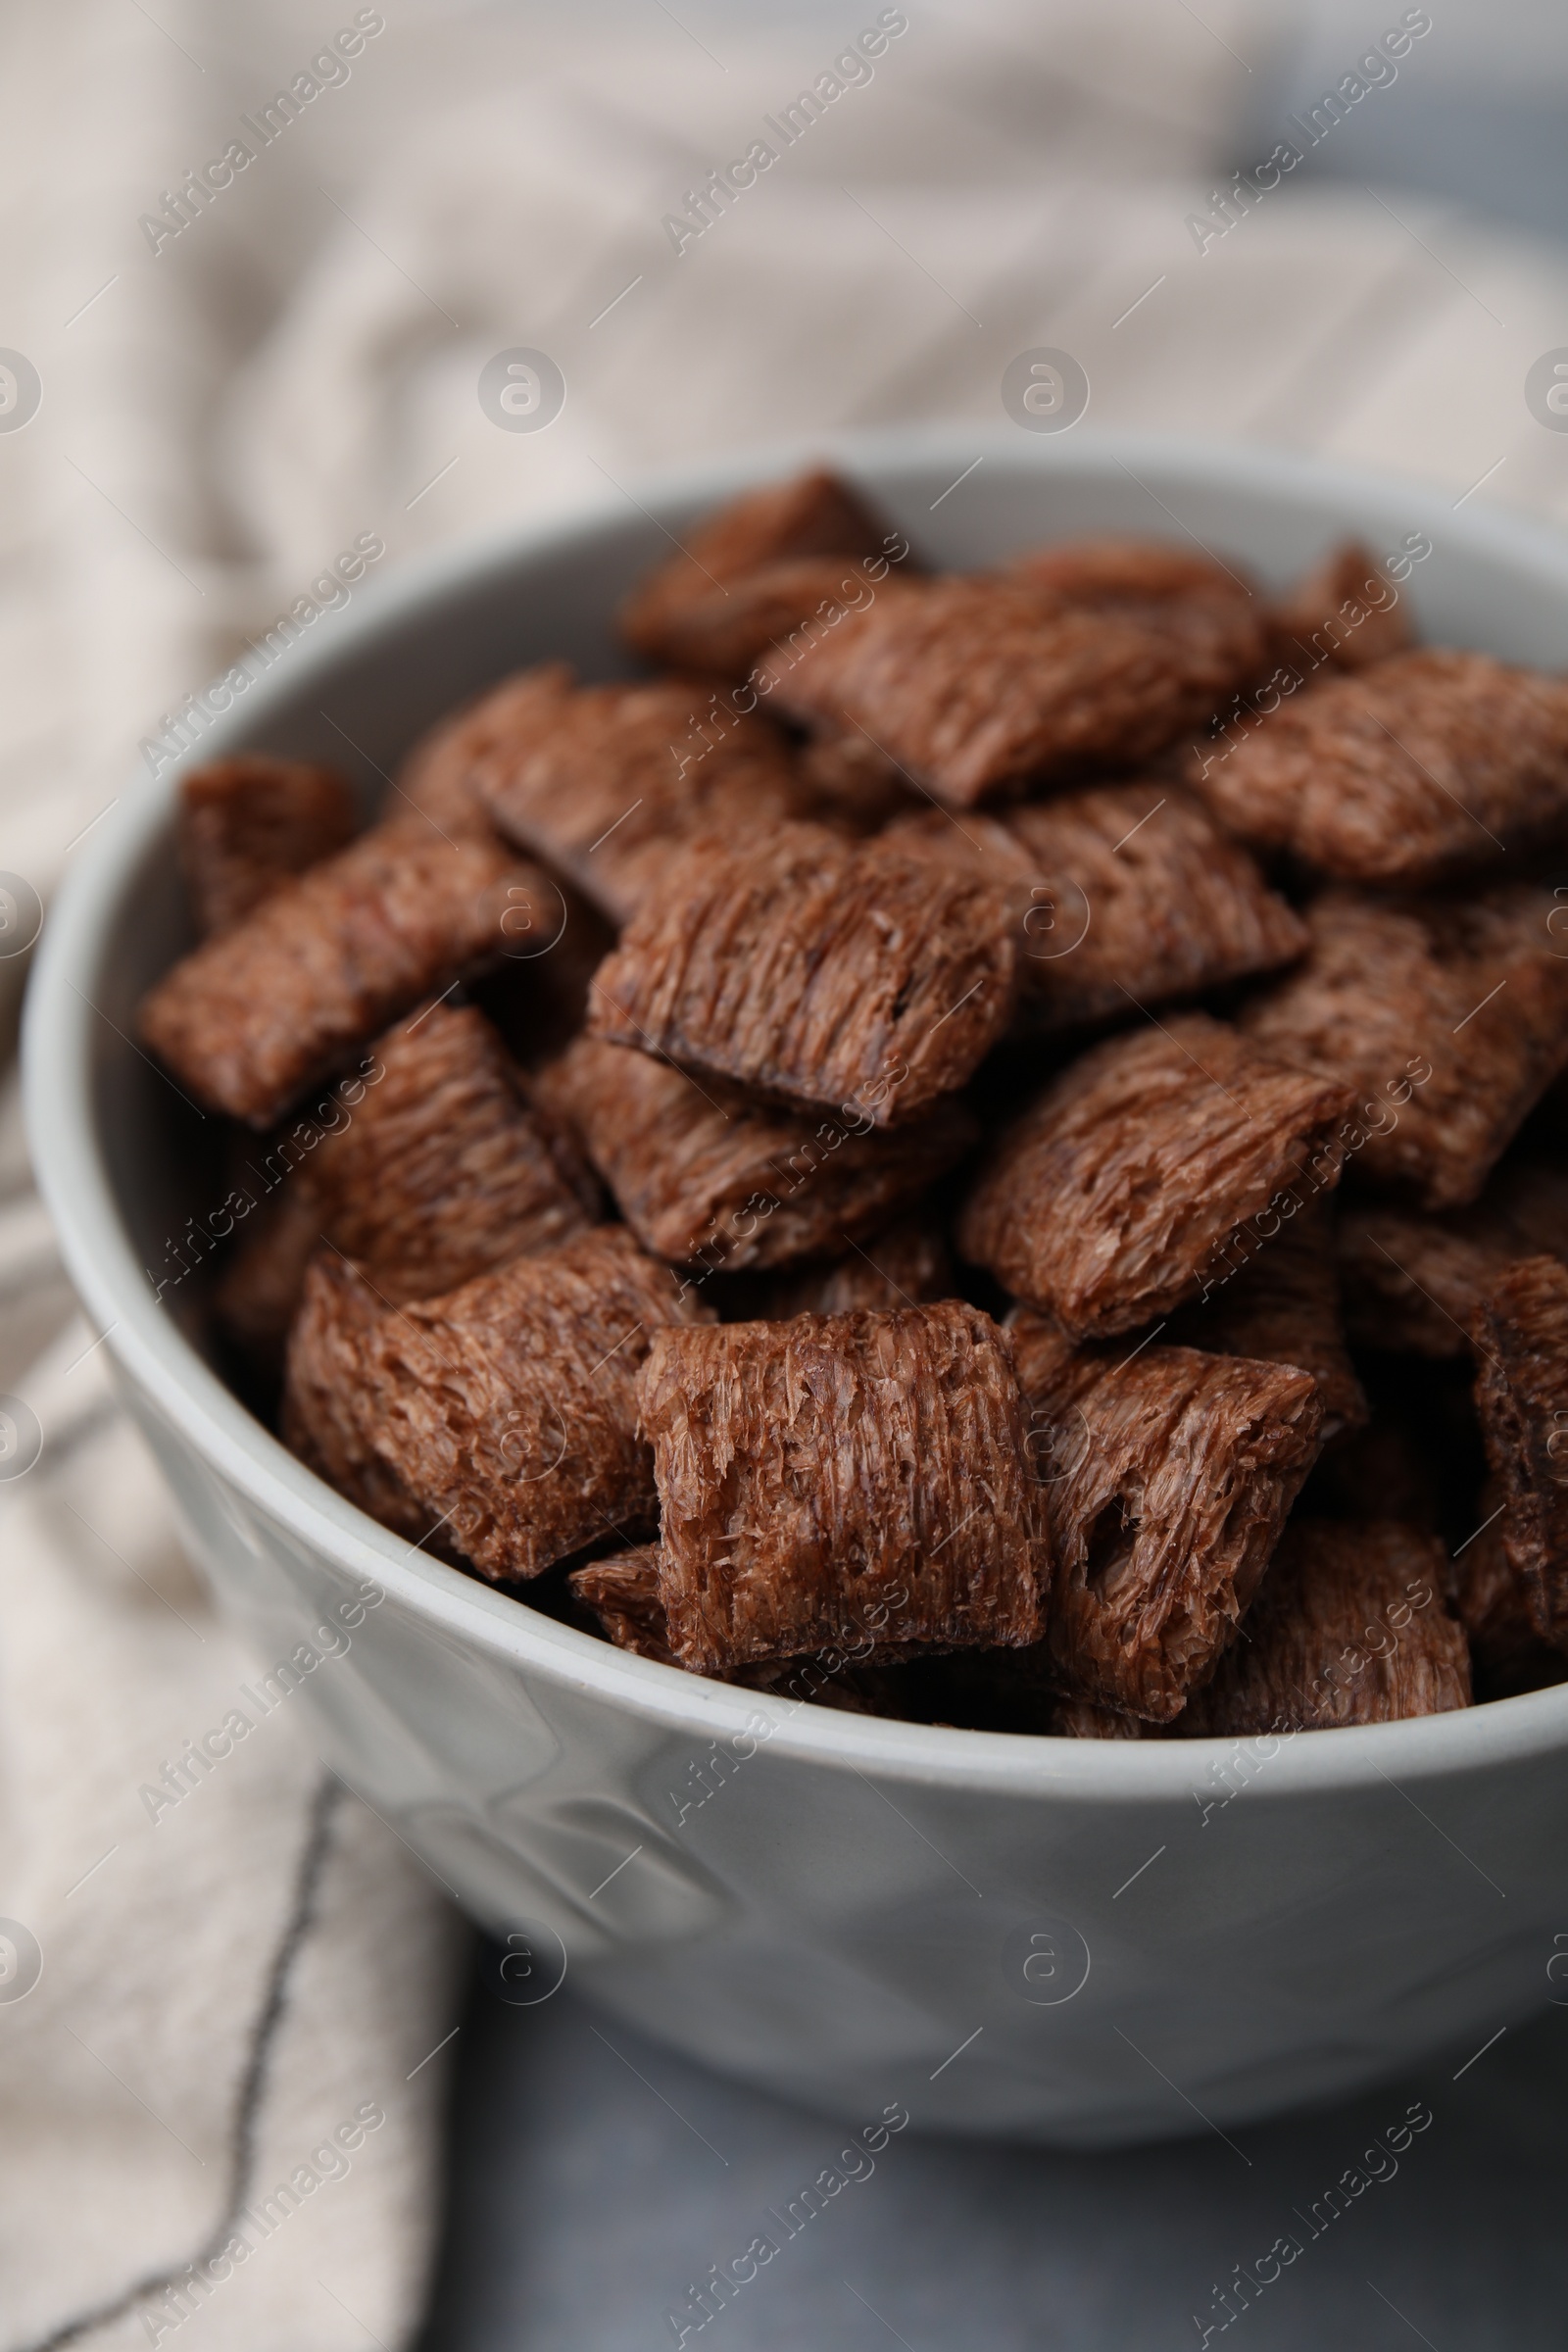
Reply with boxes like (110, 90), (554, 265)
(417, 1954), (1568, 2350)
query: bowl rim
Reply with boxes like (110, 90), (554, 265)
(24, 419), (1568, 1804)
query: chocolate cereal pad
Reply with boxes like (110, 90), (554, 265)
(588, 823), (1015, 1125)
(392, 671), (575, 842)
(1268, 538), (1412, 675)
(309, 1001), (596, 1304)
(619, 466), (902, 677)
(215, 1178), (329, 1372)
(1447, 1479), (1568, 1699)
(887, 782), (1306, 1032)
(1004, 537), (1268, 682)
(567, 1546), (679, 1666)
(140, 816), (545, 1127)
(281, 1251), (436, 1544)
(1191, 649), (1568, 883)
(637, 1303), (1049, 1673)
(568, 1544), (937, 1713)
(1179, 1520), (1471, 1735)
(536, 1035), (972, 1273)
(346, 1227), (707, 1581)
(178, 754), (359, 937)
(1474, 1253), (1568, 1644)
(756, 573), (1266, 808)
(218, 1003), (600, 1360)
(1007, 1313), (1324, 1722)
(1166, 1195), (1367, 1441)
(469, 662), (812, 924)
(633, 555), (914, 689)
(957, 1012), (1356, 1337)
(1242, 884), (1568, 1210)
(1336, 1155), (1568, 1359)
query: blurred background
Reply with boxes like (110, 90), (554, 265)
(4, 2), (1568, 2345)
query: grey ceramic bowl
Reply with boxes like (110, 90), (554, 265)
(24, 428), (1568, 2147)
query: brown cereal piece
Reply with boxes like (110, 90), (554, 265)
(589, 824), (1015, 1126)
(634, 557), (903, 686)
(1242, 886), (1568, 1210)
(216, 1004), (599, 1362)
(535, 1036), (970, 1272)
(887, 783), (1305, 1032)
(1335, 1156), (1568, 1358)
(566, 1546), (929, 1709)
(724, 1216), (956, 1321)
(637, 1303), (1049, 1673)
(1190, 651), (1568, 883)
(468, 662), (811, 925)
(619, 466), (899, 673)
(280, 1252), (433, 1542)
(1473, 1254), (1568, 1642)
(1166, 1199), (1367, 1440)
(1008, 1312), (1323, 1721)
(178, 756), (359, 936)
(391, 671), (569, 843)
(139, 818), (542, 1127)
(1338, 1203), (1516, 1359)
(1179, 1521), (1471, 1735)
(568, 1546), (677, 1665)
(758, 574), (1264, 809)
(214, 1181), (325, 1370)
(355, 1227), (703, 1580)
(666, 468), (895, 579)
(1270, 539), (1411, 674)
(957, 1013), (1355, 1338)
(999, 1303), (1077, 1395)
(1448, 1483), (1568, 1698)
(310, 1002), (596, 1304)
(1004, 538), (1267, 679)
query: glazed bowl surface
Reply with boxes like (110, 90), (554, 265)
(24, 426), (1568, 2145)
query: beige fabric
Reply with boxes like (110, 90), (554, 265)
(0, 1321), (464, 2351)
(4, 0), (1568, 2341)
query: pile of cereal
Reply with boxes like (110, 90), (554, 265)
(137, 466), (1568, 1737)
